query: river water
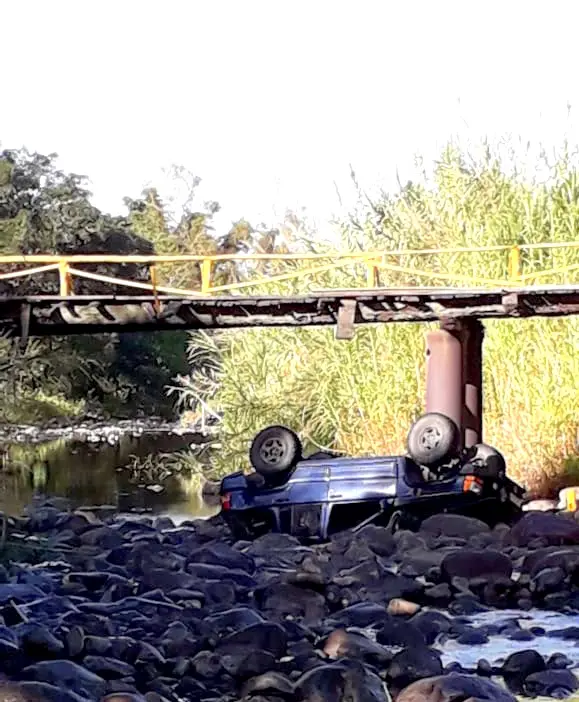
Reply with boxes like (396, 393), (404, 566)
(0, 426), (220, 520)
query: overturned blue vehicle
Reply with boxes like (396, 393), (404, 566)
(219, 412), (525, 541)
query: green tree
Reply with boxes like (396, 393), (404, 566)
(0, 147), (191, 421)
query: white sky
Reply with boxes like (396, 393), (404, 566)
(3, 0), (579, 235)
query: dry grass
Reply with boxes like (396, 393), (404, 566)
(180, 142), (579, 494)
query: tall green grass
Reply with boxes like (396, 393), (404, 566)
(182, 143), (579, 493)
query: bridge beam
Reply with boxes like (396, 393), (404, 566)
(425, 318), (484, 448)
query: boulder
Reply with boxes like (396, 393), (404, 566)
(508, 512), (579, 547)
(440, 549), (512, 581)
(396, 672), (516, 701)
(420, 514), (490, 538)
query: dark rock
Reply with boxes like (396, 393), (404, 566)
(547, 626), (579, 640)
(186, 563), (257, 589)
(399, 547), (458, 576)
(420, 514), (490, 538)
(393, 529), (427, 552)
(256, 583), (327, 623)
(64, 626), (85, 657)
(20, 660), (107, 699)
(0, 624), (20, 654)
(409, 610), (452, 645)
(221, 649), (277, 678)
(16, 622), (64, 657)
(85, 636), (113, 656)
(241, 672), (294, 698)
(355, 524), (396, 557)
(456, 628), (489, 645)
(174, 676), (208, 699)
(508, 512), (579, 547)
(387, 646), (443, 693)
(502, 649), (546, 693)
(481, 575), (518, 608)
(508, 628), (535, 641)
(440, 549), (512, 581)
(4, 681), (87, 702)
(448, 594), (488, 615)
(477, 658), (493, 676)
(547, 653), (574, 669)
(0, 584), (45, 605)
(326, 602), (392, 628)
(423, 583), (452, 606)
(189, 650), (222, 679)
(323, 629), (391, 666)
(524, 669), (579, 697)
(543, 591), (572, 610)
(295, 659), (389, 701)
(522, 546), (579, 577)
(25, 506), (65, 533)
(203, 606), (264, 637)
(375, 619), (426, 647)
(189, 542), (255, 573)
(82, 655), (135, 679)
(217, 622), (288, 658)
(80, 525), (126, 550)
(135, 641), (165, 666)
(531, 566), (566, 596)
(396, 672), (517, 701)
(245, 532), (302, 557)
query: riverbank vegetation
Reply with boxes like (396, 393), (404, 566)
(0, 148), (277, 422)
(1, 140), (578, 494)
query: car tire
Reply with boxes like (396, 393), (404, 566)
(406, 412), (460, 467)
(250, 425), (302, 477)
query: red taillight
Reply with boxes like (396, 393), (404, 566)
(463, 476), (483, 494)
(220, 493), (231, 510)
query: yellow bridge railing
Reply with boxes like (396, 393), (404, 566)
(0, 241), (577, 297)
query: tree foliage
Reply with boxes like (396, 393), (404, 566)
(0, 149), (207, 420)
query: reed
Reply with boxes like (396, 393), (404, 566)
(182, 142), (579, 493)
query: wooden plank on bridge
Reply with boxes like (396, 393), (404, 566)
(0, 285), (577, 338)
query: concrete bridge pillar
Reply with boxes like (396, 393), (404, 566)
(425, 318), (484, 448)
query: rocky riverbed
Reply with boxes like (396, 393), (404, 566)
(0, 504), (578, 702)
(0, 419), (211, 447)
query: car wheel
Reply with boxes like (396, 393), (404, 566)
(250, 425), (302, 477)
(406, 412), (460, 467)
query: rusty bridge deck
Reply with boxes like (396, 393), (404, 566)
(2, 285), (578, 340)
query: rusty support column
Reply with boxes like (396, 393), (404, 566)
(425, 318), (485, 450)
(425, 324), (464, 448)
(460, 319), (484, 448)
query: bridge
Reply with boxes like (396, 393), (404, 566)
(0, 242), (577, 449)
(0, 242), (577, 338)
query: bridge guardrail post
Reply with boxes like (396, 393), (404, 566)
(200, 259), (213, 294)
(150, 264), (160, 313)
(365, 262), (378, 288)
(508, 245), (522, 283)
(58, 261), (72, 296)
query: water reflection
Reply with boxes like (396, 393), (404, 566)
(0, 433), (220, 521)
